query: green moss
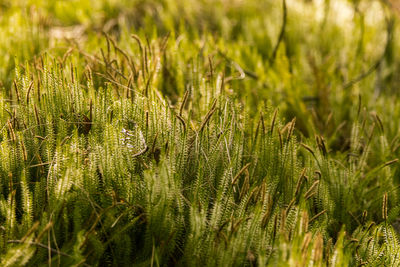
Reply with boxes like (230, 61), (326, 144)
(1, 0), (400, 266)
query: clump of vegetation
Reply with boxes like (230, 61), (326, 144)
(1, 0), (400, 266)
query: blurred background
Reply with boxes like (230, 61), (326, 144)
(1, 0), (400, 153)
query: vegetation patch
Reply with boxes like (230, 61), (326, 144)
(1, 0), (400, 266)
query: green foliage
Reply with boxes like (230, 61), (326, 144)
(1, 0), (400, 266)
